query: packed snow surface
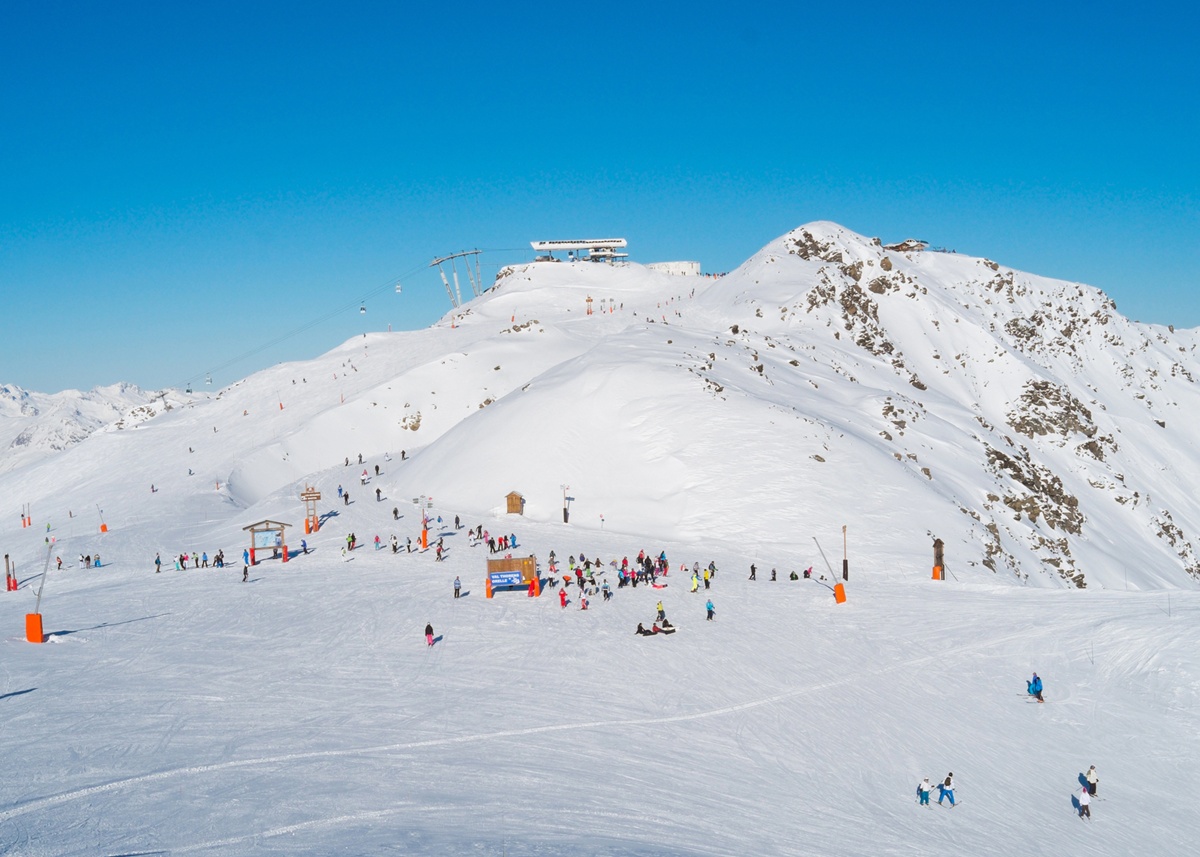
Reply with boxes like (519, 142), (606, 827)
(2, 222), (1199, 855)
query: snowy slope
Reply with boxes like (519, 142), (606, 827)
(2, 221), (1200, 854)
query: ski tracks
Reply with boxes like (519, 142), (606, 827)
(0, 614), (1094, 833)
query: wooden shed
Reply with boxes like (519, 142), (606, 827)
(505, 491), (525, 515)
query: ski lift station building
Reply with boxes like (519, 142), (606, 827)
(531, 238), (628, 263)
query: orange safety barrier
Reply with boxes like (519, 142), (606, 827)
(932, 565), (943, 580)
(485, 578), (493, 599)
(26, 613), (44, 643)
(834, 583), (847, 604)
(100, 523), (108, 533)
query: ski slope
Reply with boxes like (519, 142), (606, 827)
(3, 221), (1199, 854)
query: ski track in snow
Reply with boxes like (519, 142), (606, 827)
(0, 619), (1071, 833)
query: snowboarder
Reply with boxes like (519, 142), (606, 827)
(917, 777), (934, 807)
(706, 599), (715, 621)
(1028, 673), (1044, 703)
(1078, 786), (1091, 819)
(938, 773), (955, 806)
(749, 564), (756, 580)
(1086, 765), (1099, 797)
(454, 576), (461, 598)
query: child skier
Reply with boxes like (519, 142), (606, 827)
(917, 777), (934, 807)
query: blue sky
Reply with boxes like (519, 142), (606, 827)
(2, 0), (1196, 393)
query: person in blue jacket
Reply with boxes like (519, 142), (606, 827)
(1028, 673), (1044, 703)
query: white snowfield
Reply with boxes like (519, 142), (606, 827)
(2, 221), (1198, 855)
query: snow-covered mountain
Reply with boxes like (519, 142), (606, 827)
(4, 222), (1200, 856)
(0, 382), (159, 473)
(3, 221), (1196, 589)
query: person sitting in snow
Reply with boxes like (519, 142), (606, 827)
(1028, 673), (1044, 703)
(636, 623), (654, 636)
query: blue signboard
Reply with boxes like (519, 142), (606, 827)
(489, 571), (524, 587)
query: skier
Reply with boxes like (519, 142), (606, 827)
(301, 539), (308, 555)
(1078, 786), (1091, 819)
(656, 601), (666, 622)
(201, 552), (209, 568)
(406, 536), (412, 553)
(703, 567), (711, 589)
(706, 599), (715, 620)
(602, 581), (612, 601)
(155, 553), (162, 573)
(454, 515), (461, 530)
(56, 556), (62, 571)
(749, 563), (756, 580)
(243, 565), (248, 582)
(917, 777), (934, 807)
(343, 491), (350, 506)
(425, 623), (435, 646)
(374, 464), (380, 476)
(1086, 765), (1099, 797)
(771, 568), (777, 581)
(454, 576), (461, 598)
(393, 507), (399, 520)
(242, 549), (250, 566)
(938, 773), (956, 806)
(376, 488), (381, 502)
(337, 485), (343, 498)
(559, 588), (568, 609)
(1028, 673), (1044, 703)
(374, 535), (381, 550)
(391, 535), (398, 554)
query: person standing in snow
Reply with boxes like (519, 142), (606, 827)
(155, 553), (162, 573)
(1028, 673), (1044, 703)
(770, 568), (777, 581)
(703, 567), (711, 589)
(706, 599), (715, 620)
(1086, 765), (1099, 797)
(656, 601), (666, 622)
(406, 536), (412, 553)
(938, 773), (956, 806)
(749, 564), (756, 580)
(343, 491), (350, 506)
(1078, 785), (1091, 819)
(393, 506), (399, 520)
(454, 576), (461, 598)
(559, 588), (568, 609)
(917, 777), (934, 807)
(243, 565), (249, 582)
